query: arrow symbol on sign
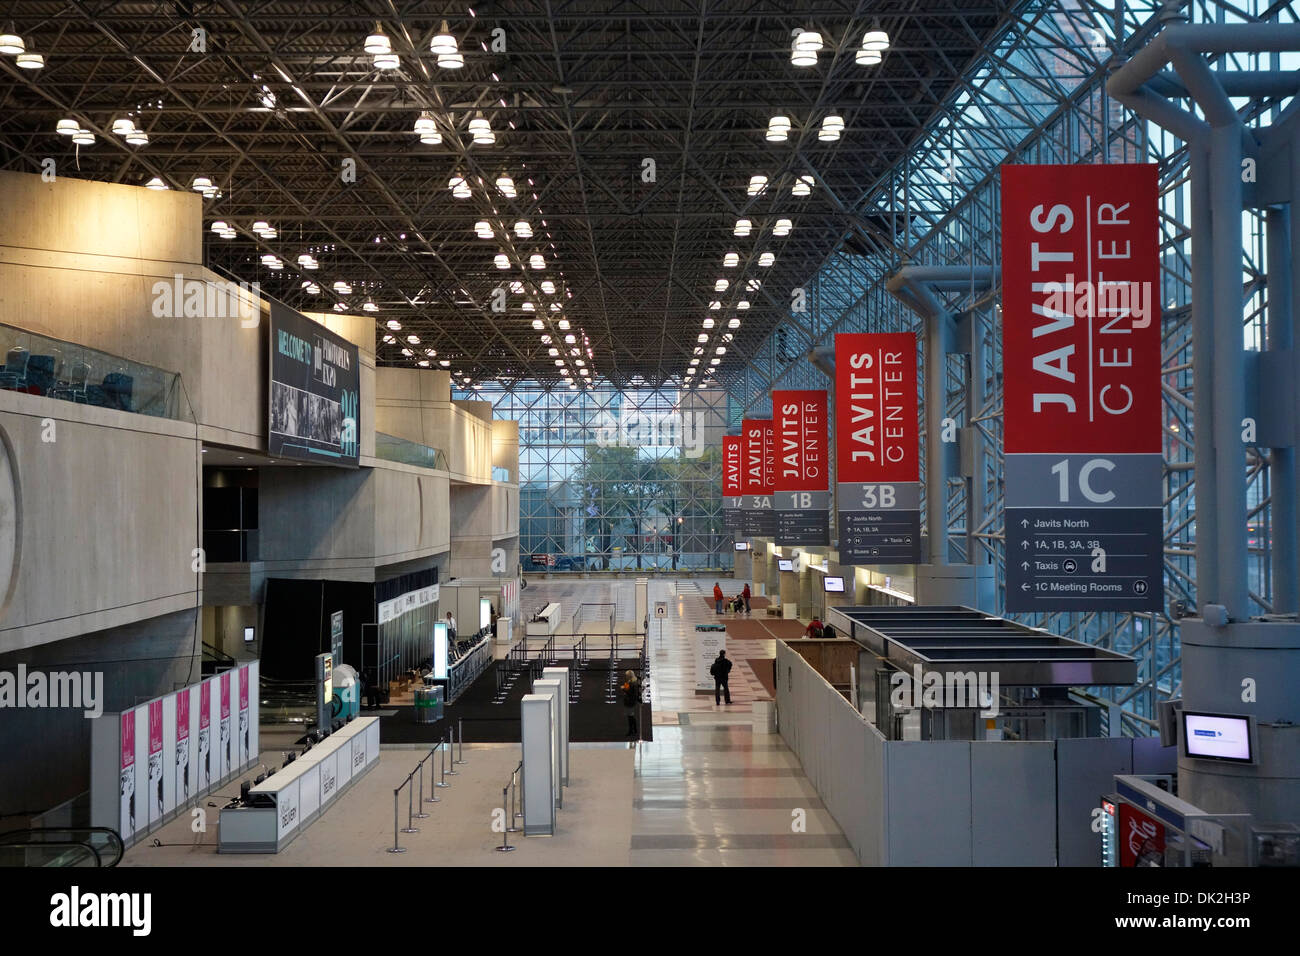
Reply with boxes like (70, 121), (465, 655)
(1020, 583), (1030, 591)
(1021, 561), (1030, 570)
(1020, 518), (1029, 528)
(1021, 540), (1030, 550)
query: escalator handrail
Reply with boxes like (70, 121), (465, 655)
(0, 826), (122, 867)
(0, 839), (103, 867)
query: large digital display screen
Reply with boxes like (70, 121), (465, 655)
(268, 301), (360, 465)
(1182, 711), (1253, 763)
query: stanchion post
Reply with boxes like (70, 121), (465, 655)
(495, 786), (516, 852)
(402, 775), (418, 833)
(426, 746), (440, 802)
(456, 717), (466, 764)
(415, 759), (429, 818)
(437, 738), (450, 787)
(387, 789), (406, 853)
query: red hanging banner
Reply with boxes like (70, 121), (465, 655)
(772, 389), (829, 545)
(722, 435), (743, 532)
(1000, 163), (1163, 612)
(741, 418), (775, 536)
(834, 332), (921, 563)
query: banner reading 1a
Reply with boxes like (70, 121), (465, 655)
(722, 435), (743, 533)
(773, 389), (829, 546)
(835, 332), (921, 564)
(1000, 163), (1163, 613)
(741, 418), (775, 536)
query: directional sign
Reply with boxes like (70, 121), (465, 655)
(1001, 163), (1163, 612)
(834, 333), (922, 565)
(654, 602), (668, 618)
(773, 389), (830, 546)
(722, 436), (744, 531)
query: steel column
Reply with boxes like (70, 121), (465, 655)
(1266, 205), (1297, 612)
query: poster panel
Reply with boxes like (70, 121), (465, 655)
(773, 390), (830, 546)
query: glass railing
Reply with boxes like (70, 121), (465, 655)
(374, 432), (448, 471)
(0, 322), (190, 421)
(492, 466), (512, 482)
(0, 827), (123, 867)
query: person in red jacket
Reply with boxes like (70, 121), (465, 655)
(713, 582), (724, 614)
(742, 583), (752, 615)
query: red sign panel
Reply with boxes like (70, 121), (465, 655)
(773, 390), (828, 492)
(761, 419), (776, 496)
(722, 436), (743, 496)
(741, 418), (772, 495)
(220, 672), (231, 720)
(834, 332), (919, 483)
(1118, 802), (1166, 867)
(121, 712), (135, 770)
(1001, 164), (1160, 454)
(176, 688), (190, 742)
(148, 699), (163, 756)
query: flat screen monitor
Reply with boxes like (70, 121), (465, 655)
(432, 622), (448, 680)
(243, 626), (255, 643)
(479, 597), (492, 632)
(823, 576), (845, 593)
(777, 559), (794, 572)
(734, 542), (750, 552)
(1181, 711), (1253, 763)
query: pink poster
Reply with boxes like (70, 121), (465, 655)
(238, 665), (250, 769)
(148, 700), (164, 826)
(120, 711), (136, 839)
(199, 681), (212, 789)
(219, 673), (231, 779)
(176, 688), (191, 803)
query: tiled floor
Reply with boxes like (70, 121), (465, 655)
(632, 579), (856, 866)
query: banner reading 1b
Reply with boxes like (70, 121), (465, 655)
(834, 332), (921, 564)
(1000, 163), (1163, 612)
(773, 389), (829, 546)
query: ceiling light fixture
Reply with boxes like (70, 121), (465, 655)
(766, 115), (791, 142)
(0, 33), (25, 55)
(792, 174), (814, 196)
(432, 22), (463, 69)
(495, 174), (517, 198)
(791, 29), (822, 67)
(494, 253), (510, 269)
(773, 218), (792, 236)
(734, 219), (752, 237)
(819, 115), (844, 141)
(723, 252), (739, 268)
(364, 24), (392, 55)
(145, 177), (167, 190)
(468, 116), (494, 145)
(747, 174), (768, 196)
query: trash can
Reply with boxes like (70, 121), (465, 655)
(414, 686), (444, 724)
(752, 699), (777, 735)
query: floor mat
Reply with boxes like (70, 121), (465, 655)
(373, 658), (654, 744)
(699, 595), (770, 613)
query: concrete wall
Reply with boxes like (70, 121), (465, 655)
(0, 392), (200, 653)
(257, 461), (450, 581)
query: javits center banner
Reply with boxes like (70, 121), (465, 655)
(1001, 163), (1162, 612)
(269, 301), (361, 465)
(773, 390), (829, 546)
(722, 436), (744, 532)
(740, 418), (776, 536)
(835, 333), (921, 564)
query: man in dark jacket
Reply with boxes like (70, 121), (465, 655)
(709, 650), (733, 705)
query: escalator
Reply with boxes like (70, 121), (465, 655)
(0, 827), (124, 867)
(202, 640), (237, 677)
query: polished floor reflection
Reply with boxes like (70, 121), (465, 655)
(629, 579), (856, 866)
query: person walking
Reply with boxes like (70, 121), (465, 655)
(805, 616), (825, 639)
(742, 583), (752, 615)
(712, 582), (724, 614)
(709, 650), (733, 705)
(620, 670), (642, 738)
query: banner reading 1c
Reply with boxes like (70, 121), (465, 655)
(834, 331), (921, 564)
(1000, 162), (1163, 612)
(772, 389), (829, 546)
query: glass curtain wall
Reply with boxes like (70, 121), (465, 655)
(456, 382), (732, 573)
